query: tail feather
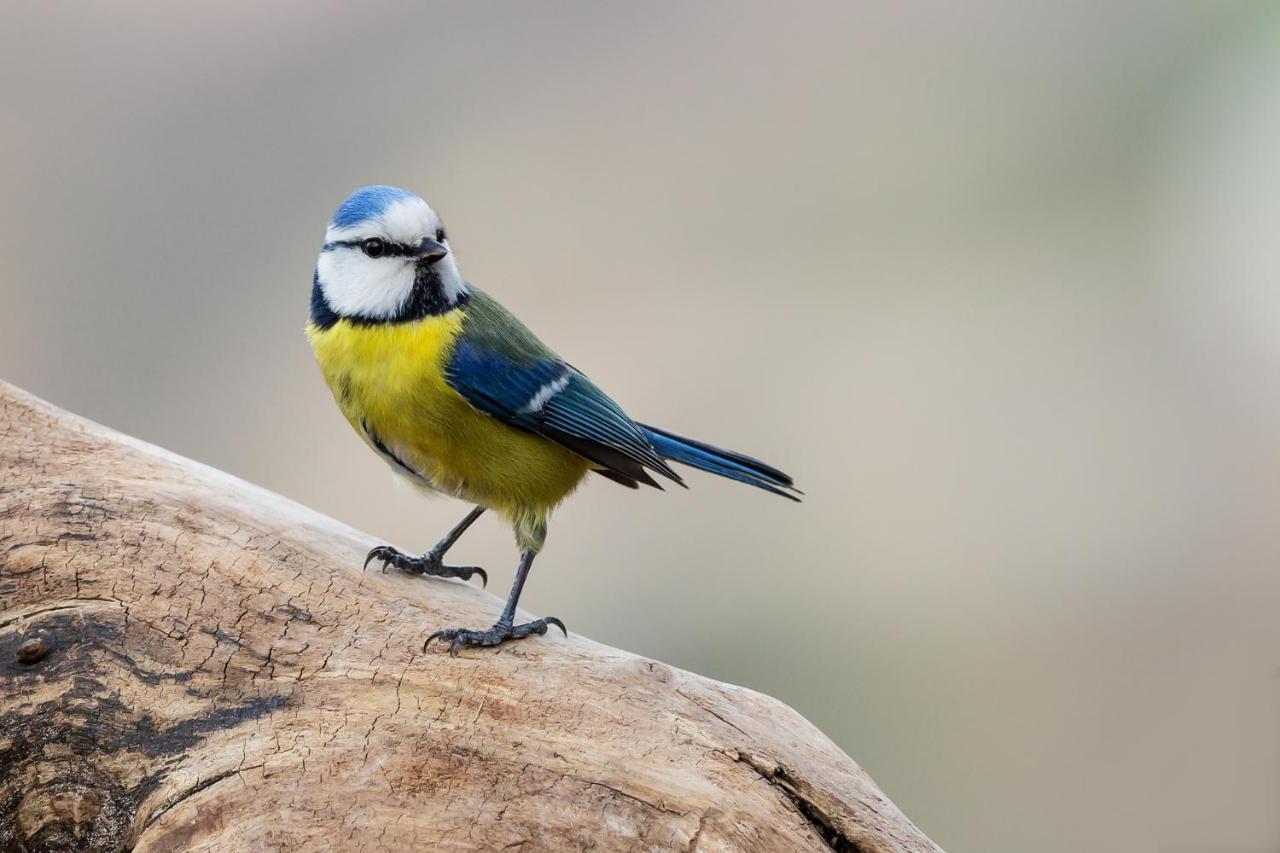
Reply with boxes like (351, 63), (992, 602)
(638, 423), (801, 501)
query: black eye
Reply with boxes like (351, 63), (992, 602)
(361, 238), (385, 257)
(435, 228), (446, 242)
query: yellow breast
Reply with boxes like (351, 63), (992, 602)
(305, 312), (591, 547)
(307, 310), (465, 436)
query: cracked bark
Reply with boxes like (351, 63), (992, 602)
(0, 381), (942, 853)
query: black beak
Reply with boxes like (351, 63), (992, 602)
(416, 238), (448, 263)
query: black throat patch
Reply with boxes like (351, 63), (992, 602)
(397, 262), (467, 322)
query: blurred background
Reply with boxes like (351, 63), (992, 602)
(2, 2), (1278, 850)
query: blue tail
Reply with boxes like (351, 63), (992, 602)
(638, 424), (801, 501)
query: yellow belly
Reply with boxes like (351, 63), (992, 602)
(306, 311), (591, 549)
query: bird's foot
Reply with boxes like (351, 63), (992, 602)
(424, 617), (566, 653)
(364, 545), (487, 587)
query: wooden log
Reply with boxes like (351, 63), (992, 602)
(0, 381), (941, 852)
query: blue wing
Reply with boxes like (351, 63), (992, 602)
(445, 338), (682, 489)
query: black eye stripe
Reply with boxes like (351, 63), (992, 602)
(322, 239), (419, 258)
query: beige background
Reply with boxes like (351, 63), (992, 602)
(2, 3), (1278, 851)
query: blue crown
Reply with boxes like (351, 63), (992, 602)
(330, 185), (419, 229)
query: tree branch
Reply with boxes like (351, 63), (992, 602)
(0, 381), (940, 852)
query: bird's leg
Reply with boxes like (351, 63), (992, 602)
(425, 549), (565, 652)
(365, 505), (488, 587)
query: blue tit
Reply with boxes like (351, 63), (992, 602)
(307, 186), (799, 651)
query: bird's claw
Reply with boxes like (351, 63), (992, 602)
(362, 545), (396, 572)
(424, 616), (567, 654)
(362, 545), (487, 587)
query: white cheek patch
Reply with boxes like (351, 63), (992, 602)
(316, 250), (416, 320)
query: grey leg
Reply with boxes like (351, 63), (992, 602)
(424, 549), (566, 652)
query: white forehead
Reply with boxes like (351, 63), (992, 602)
(325, 195), (441, 245)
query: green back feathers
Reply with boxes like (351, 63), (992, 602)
(461, 288), (558, 366)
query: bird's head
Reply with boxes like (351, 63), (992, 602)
(312, 185), (467, 325)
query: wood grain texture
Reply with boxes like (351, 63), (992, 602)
(0, 381), (941, 853)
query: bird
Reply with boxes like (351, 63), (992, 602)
(306, 185), (800, 651)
